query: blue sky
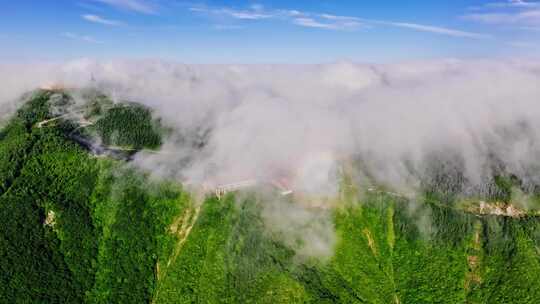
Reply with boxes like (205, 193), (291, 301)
(1, 0), (539, 63)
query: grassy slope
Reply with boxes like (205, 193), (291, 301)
(153, 195), (310, 304)
(88, 168), (187, 303)
(153, 191), (540, 304)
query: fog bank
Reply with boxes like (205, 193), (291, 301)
(3, 59), (540, 195)
(3, 59), (540, 257)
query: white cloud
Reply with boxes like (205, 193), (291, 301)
(293, 17), (363, 30)
(189, 6), (273, 20)
(319, 14), (361, 22)
(221, 9), (273, 20)
(472, 0), (540, 10)
(383, 22), (493, 39)
(464, 0), (540, 26)
(93, 0), (156, 14)
(305, 15), (488, 38)
(283, 10), (304, 17)
(18, 59), (539, 193)
(464, 10), (540, 25)
(189, 4), (487, 38)
(4, 59), (540, 257)
(83, 14), (124, 26)
(293, 17), (337, 29)
(62, 32), (103, 44)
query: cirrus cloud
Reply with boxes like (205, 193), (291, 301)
(463, 0), (540, 26)
(83, 14), (125, 26)
(92, 0), (157, 14)
(189, 4), (488, 38)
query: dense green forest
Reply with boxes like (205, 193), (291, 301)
(91, 102), (162, 149)
(1, 90), (540, 303)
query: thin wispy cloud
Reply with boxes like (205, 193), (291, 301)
(293, 17), (363, 31)
(319, 14), (362, 22)
(464, 0), (540, 26)
(470, 0), (540, 10)
(189, 6), (273, 20)
(383, 22), (492, 39)
(464, 10), (540, 25)
(293, 18), (345, 30)
(93, 0), (157, 14)
(190, 5), (361, 29)
(83, 14), (124, 26)
(220, 9), (272, 20)
(62, 32), (103, 44)
(189, 4), (488, 38)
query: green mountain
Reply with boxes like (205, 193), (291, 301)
(1, 90), (540, 303)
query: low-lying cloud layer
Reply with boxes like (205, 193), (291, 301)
(2, 59), (540, 197)
(2, 58), (540, 258)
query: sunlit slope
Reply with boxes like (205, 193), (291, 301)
(1, 90), (540, 304)
(150, 191), (540, 304)
(0, 90), (186, 303)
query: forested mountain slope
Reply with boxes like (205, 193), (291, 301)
(1, 90), (539, 303)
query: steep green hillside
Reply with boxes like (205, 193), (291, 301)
(1, 90), (539, 303)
